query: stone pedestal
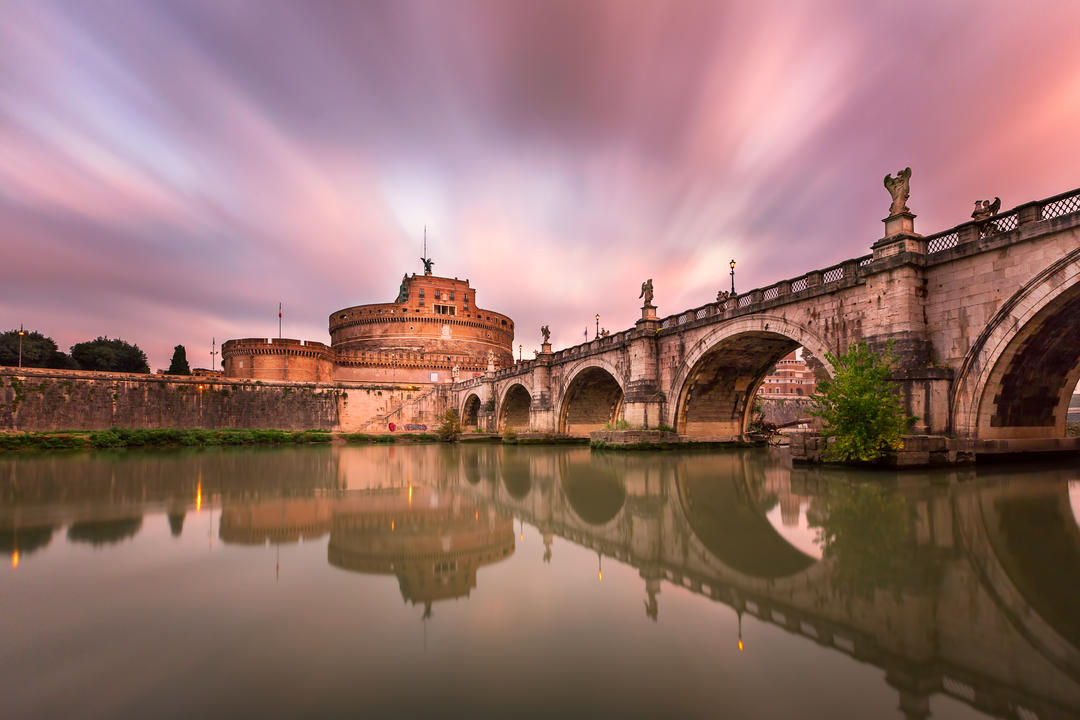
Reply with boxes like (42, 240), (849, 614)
(639, 304), (657, 321)
(540, 342), (553, 355)
(872, 213), (925, 260)
(883, 211), (916, 237)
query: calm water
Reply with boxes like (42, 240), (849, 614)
(2, 445), (1079, 720)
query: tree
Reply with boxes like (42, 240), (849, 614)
(436, 408), (462, 442)
(70, 336), (150, 373)
(168, 345), (191, 375)
(0, 329), (77, 369)
(809, 341), (914, 462)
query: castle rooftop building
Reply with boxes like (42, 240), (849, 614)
(222, 259), (514, 385)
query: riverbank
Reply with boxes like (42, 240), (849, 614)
(0, 428), (458, 451)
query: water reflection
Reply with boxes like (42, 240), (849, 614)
(2, 445), (1080, 719)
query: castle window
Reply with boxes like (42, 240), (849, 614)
(419, 299), (424, 307)
(434, 304), (456, 316)
(419, 288), (425, 297)
(450, 291), (455, 301)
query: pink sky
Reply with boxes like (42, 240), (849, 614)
(3, 0), (1080, 369)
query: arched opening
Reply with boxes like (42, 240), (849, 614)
(499, 384), (532, 433)
(462, 393), (481, 429)
(559, 366), (624, 437)
(974, 282), (1080, 440)
(676, 331), (813, 439)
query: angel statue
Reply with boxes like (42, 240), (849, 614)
(883, 167), (912, 215)
(971, 197), (1001, 222)
(421, 256), (435, 275)
(639, 278), (654, 306)
(541, 325), (551, 343)
(716, 289), (730, 303)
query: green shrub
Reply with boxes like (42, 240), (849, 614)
(809, 341), (916, 462)
(436, 408), (461, 442)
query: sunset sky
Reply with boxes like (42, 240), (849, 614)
(3, 0), (1080, 369)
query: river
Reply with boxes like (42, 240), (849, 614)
(2, 445), (1079, 719)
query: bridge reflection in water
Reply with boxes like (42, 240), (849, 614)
(2, 445), (1079, 719)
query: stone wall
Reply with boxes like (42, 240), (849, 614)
(0, 367), (448, 433)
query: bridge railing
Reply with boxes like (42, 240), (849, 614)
(925, 186), (1080, 255)
(657, 253), (873, 331)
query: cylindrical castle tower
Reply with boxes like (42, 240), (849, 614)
(328, 272), (514, 383)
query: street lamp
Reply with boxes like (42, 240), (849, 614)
(17, 325), (25, 368)
(595, 313), (600, 340)
(730, 259), (737, 295)
(518, 344), (522, 363)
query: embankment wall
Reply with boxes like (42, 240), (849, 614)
(0, 367), (447, 433)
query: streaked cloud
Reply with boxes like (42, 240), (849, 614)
(3, 0), (1080, 366)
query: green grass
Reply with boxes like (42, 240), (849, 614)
(0, 428), (332, 452)
(340, 432), (440, 444)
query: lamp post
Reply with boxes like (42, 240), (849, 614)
(518, 344), (522, 363)
(595, 314), (600, 340)
(17, 325), (25, 368)
(210, 337), (217, 372)
(730, 259), (736, 295)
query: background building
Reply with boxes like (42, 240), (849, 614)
(757, 350), (817, 398)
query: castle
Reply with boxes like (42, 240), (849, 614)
(221, 259), (515, 385)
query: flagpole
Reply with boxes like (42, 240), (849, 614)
(278, 302), (282, 339)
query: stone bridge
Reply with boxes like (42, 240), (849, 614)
(453, 187), (1080, 454)
(448, 446), (1080, 720)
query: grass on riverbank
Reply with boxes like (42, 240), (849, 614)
(339, 432), (440, 444)
(0, 428), (332, 452)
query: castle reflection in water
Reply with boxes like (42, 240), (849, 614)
(2, 445), (1080, 720)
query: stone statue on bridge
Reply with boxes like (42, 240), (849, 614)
(716, 289), (730, 304)
(884, 167), (912, 215)
(541, 325), (551, 343)
(639, 278), (654, 307)
(971, 197), (1001, 222)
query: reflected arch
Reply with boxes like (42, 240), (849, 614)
(560, 455), (626, 526)
(499, 383), (532, 433)
(559, 363), (625, 437)
(461, 393), (481, 430)
(671, 316), (834, 439)
(500, 447), (533, 499)
(952, 248), (1080, 440)
(673, 454), (817, 579)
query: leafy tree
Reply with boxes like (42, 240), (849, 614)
(70, 336), (150, 373)
(0, 329), (77, 369)
(809, 341), (914, 461)
(167, 345), (191, 375)
(436, 408), (461, 442)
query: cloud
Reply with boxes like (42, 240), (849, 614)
(3, 0), (1080, 367)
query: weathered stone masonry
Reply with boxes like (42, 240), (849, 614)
(454, 186), (1080, 454)
(0, 367), (448, 433)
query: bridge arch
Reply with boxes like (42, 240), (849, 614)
(669, 316), (834, 438)
(498, 383), (532, 433)
(461, 393), (481, 430)
(557, 360), (626, 437)
(952, 248), (1080, 440)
